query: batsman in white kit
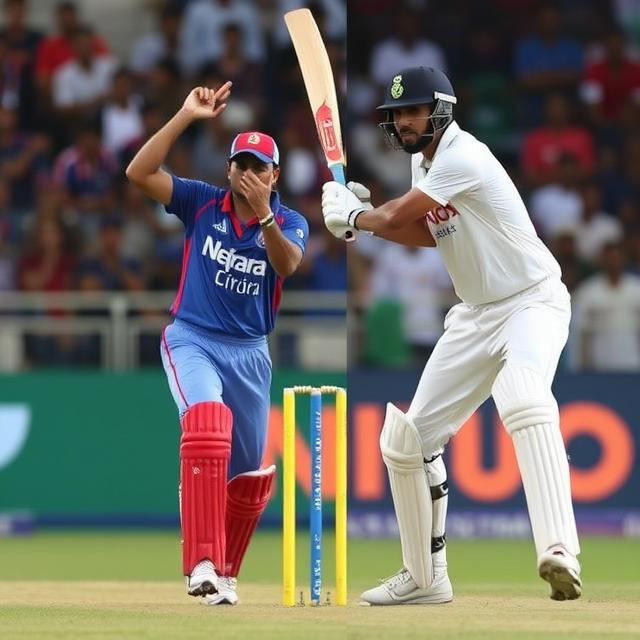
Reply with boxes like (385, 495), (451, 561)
(322, 66), (582, 604)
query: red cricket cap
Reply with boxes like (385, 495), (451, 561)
(229, 131), (280, 165)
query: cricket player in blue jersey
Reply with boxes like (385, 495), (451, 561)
(126, 82), (309, 605)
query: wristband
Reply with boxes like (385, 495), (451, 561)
(260, 212), (276, 228)
(350, 209), (365, 231)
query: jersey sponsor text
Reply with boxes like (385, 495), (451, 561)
(202, 236), (267, 276)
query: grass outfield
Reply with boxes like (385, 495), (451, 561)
(0, 531), (639, 639)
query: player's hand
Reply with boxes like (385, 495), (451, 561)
(239, 169), (273, 220)
(181, 82), (232, 120)
(347, 181), (372, 204)
(321, 181), (370, 239)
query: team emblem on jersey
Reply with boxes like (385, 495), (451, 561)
(391, 75), (404, 99)
(296, 228), (304, 239)
(213, 218), (228, 234)
(248, 133), (261, 145)
(256, 231), (266, 248)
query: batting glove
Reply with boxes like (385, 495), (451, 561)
(346, 181), (372, 206)
(321, 181), (371, 239)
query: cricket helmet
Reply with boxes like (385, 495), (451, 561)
(377, 66), (457, 153)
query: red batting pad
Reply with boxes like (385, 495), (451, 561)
(180, 402), (233, 575)
(224, 465), (276, 577)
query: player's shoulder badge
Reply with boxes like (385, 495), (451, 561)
(256, 230), (266, 248)
(296, 228), (304, 239)
(391, 75), (403, 99)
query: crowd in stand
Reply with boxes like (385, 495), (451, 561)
(0, 0), (346, 366)
(349, 0), (640, 371)
(3, 0), (639, 371)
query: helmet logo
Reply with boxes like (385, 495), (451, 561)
(390, 75), (404, 99)
(248, 133), (261, 144)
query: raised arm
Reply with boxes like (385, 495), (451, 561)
(126, 82), (232, 204)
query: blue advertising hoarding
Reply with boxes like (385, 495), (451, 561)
(347, 370), (640, 538)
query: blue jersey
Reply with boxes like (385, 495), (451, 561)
(166, 175), (308, 338)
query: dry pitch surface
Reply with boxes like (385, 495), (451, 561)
(0, 532), (638, 639)
(1, 581), (640, 640)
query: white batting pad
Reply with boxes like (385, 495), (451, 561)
(492, 365), (558, 435)
(380, 403), (433, 588)
(493, 365), (579, 557)
(512, 422), (580, 556)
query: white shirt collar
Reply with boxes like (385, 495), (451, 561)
(420, 120), (460, 170)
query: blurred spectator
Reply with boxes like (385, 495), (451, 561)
(0, 33), (24, 112)
(368, 244), (453, 363)
(0, 0), (41, 63)
(521, 93), (595, 187)
(515, 3), (583, 124)
(0, 176), (16, 289)
(627, 225), (640, 275)
(191, 104), (247, 183)
(143, 57), (182, 120)
(369, 6), (447, 88)
(550, 226), (596, 293)
(101, 67), (143, 155)
(594, 144), (628, 215)
(279, 119), (327, 199)
(350, 112), (411, 196)
(209, 24), (263, 113)
(529, 153), (583, 240)
(581, 27), (640, 124)
(120, 101), (164, 169)
(17, 214), (74, 291)
(573, 241), (640, 370)
(16, 212), (79, 365)
(149, 241), (182, 291)
(35, 1), (109, 97)
(613, 0), (640, 45)
(178, 0), (264, 75)
(617, 137), (640, 215)
(77, 216), (145, 292)
(120, 181), (182, 267)
(460, 22), (515, 154)
(0, 105), (50, 209)
(0, 0), (42, 127)
(53, 122), (119, 226)
(119, 181), (157, 264)
(574, 183), (623, 262)
(299, 228), (347, 291)
(129, 4), (182, 76)
(272, 0), (346, 50)
(52, 25), (117, 122)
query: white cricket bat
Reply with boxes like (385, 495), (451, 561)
(284, 8), (354, 241)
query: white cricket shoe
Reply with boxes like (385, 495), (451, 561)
(187, 559), (219, 597)
(360, 567), (453, 606)
(204, 576), (238, 605)
(538, 546), (582, 601)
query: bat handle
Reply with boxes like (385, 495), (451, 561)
(328, 164), (356, 243)
(329, 164), (346, 185)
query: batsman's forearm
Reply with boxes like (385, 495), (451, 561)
(262, 226), (302, 278)
(126, 109), (193, 180)
(355, 198), (407, 233)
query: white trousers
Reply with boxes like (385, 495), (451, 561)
(407, 277), (571, 456)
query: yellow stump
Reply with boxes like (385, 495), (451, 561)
(283, 387), (296, 606)
(335, 387), (348, 606)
